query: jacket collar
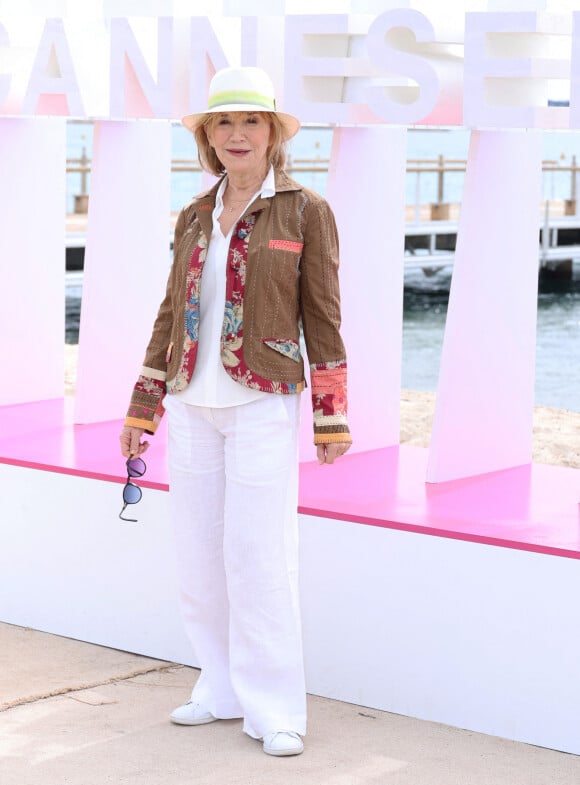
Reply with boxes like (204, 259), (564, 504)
(190, 169), (303, 239)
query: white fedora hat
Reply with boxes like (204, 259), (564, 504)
(182, 66), (300, 140)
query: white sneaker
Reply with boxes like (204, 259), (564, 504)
(262, 731), (304, 757)
(170, 701), (218, 726)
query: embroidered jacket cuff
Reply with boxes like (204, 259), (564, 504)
(310, 360), (351, 445)
(125, 367), (166, 435)
(313, 429), (352, 445)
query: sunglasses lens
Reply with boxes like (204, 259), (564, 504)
(123, 483), (142, 504)
(127, 457), (146, 478)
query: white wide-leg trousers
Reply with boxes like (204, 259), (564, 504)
(164, 393), (306, 739)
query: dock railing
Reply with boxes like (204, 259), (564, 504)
(67, 152), (580, 220)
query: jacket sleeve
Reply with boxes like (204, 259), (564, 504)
(124, 210), (187, 435)
(299, 196), (352, 446)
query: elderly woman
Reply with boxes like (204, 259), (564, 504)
(120, 66), (351, 757)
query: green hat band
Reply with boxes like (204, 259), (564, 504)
(208, 90), (275, 111)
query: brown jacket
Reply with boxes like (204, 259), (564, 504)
(125, 170), (351, 444)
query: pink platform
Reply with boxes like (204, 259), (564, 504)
(1, 398), (579, 560)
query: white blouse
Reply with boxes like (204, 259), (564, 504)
(173, 168), (275, 407)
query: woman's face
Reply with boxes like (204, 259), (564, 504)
(207, 112), (272, 178)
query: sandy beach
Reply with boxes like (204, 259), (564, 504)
(65, 345), (579, 469)
(400, 389), (580, 469)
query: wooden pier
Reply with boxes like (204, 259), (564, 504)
(403, 208), (580, 278)
(65, 205), (580, 284)
(65, 153), (580, 286)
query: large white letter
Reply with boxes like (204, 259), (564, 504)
(366, 8), (439, 124)
(0, 23), (10, 106)
(464, 12), (569, 129)
(109, 17), (173, 119)
(0, 117), (66, 404)
(187, 17), (231, 114)
(21, 18), (85, 116)
(284, 14), (353, 125)
(75, 121), (172, 423)
(240, 14), (285, 95)
(427, 130), (543, 481)
(569, 12), (580, 129)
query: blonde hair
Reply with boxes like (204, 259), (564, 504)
(194, 112), (287, 176)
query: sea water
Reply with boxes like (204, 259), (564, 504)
(65, 123), (580, 412)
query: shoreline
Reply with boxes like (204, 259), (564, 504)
(65, 345), (580, 470)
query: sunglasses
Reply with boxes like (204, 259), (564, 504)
(119, 456), (146, 522)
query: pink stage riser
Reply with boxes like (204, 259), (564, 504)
(2, 451), (580, 754)
(301, 516), (580, 755)
(0, 464), (192, 666)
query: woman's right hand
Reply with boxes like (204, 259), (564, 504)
(119, 426), (150, 459)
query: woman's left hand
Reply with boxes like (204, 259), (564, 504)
(316, 441), (352, 465)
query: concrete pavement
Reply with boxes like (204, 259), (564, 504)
(1, 622), (579, 785)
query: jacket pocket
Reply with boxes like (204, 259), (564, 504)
(268, 239), (304, 254)
(268, 239), (303, 273)
(262, 338), (301, 363)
